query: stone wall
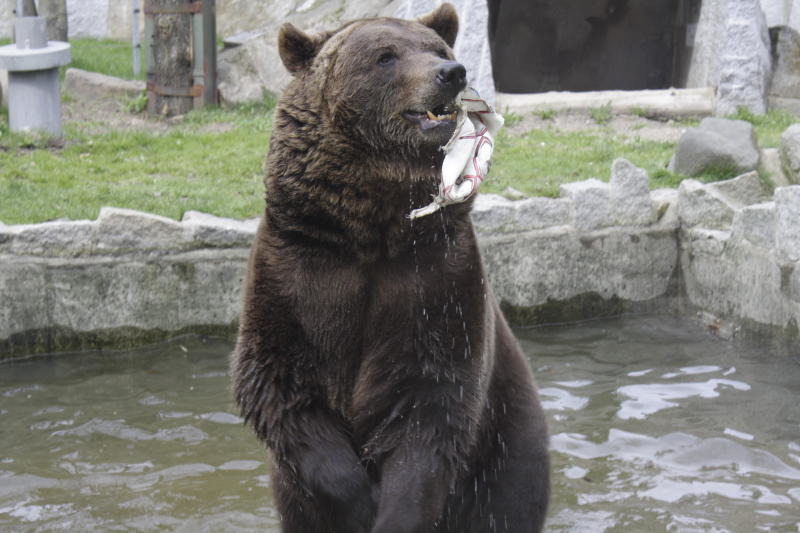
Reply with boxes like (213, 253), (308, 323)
(678, 176), (800, 337)
(0, 209), (257, 357)
(2, 160), (798, 359)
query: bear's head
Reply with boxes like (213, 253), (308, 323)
(277, 3), (466, 158)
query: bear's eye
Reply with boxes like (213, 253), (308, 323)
(377, 52), (397, 66)
(436, 49), (449, 60)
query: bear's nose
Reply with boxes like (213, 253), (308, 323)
(436, 61), (467, 93)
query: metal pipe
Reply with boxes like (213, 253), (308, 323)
(16, 0), (23, 18)
(132, 0), (141, 77)
(202, 0), (217, 106)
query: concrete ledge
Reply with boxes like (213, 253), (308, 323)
(496, 88), (715, 117)
(1, 161), (798, 359)
(63, 68), (146, 100)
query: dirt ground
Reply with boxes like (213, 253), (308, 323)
(503, 110), (691, 142)
(59, 86), (691, 142)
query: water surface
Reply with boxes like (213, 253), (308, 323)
(1, 316), (799, 531)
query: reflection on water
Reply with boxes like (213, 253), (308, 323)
(0, 338), (280, 532)
(518, 316), (800, 532)
(0, 316), (798, 531)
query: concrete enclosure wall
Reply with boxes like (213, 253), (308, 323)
(2, 160), (798, 359)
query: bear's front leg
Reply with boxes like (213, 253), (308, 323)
(272, 411), (378, 533)
(369, 442), (454, 533)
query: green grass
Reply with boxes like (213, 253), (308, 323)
(2, 36), (798, 224)
(536, 109), (556, 121)
(589, 102), (613, 125)
(486, 128), (677, 197)
(0, 99), (274, 224)
(67, 38), (146, 80)
(727, 107), (797, 147)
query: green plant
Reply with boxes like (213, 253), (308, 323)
(589, 101), (613, 125)
(631, 107), (649, 118)
(536, 109), (556, 120)
(126, 91), (149, 114)
(504, 112), (523, 127)
(727, 106), (798, 147)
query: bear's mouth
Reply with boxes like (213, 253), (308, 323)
(404, 103), (458, 131)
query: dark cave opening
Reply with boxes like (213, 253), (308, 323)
(488, 0), (698, 93)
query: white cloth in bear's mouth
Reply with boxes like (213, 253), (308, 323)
(409, 88), (504, 220)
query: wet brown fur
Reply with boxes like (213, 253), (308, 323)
(231, 5), (549, 532)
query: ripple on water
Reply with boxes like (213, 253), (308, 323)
(1, 317), (798, 533)
(616, 378), (751, 420)
(51, 418), (209, 444)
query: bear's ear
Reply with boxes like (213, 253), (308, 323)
(417, 3), (459, 48)
(278, 23), (330, 74)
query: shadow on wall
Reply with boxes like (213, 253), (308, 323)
(488, 0), (687, 93)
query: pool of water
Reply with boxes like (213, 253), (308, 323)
(1, 316), (798, 532)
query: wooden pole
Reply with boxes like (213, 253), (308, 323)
(146, 0), (195, 117)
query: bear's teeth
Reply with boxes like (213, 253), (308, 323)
(426, 110), (457, 121)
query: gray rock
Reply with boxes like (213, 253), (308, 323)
(0, 69), (7, 108)
(775, 186), (800, 261)
(731, 201), (776, 249)
(95, 207), (190, 253)
(216, 0), (391, 104)
(388, 0), (495, 103)
(5, 220), (94, 257)
(670, 118), (760, 178)
(714, 8), (772, 116)
(650, 188), (679, 228)
(768, 26), (800, 100)
(791, 266), (800, 305)
(182, 211), (259, 247)
(502, 186), (527, 200)
(677, 179), (736, 229)
(217, 0), (496, 105)
(688, 228), (730, 256)
(761, 0), (800, 31)
(64, 68), (145, 100)
(515, 197), (572, 230)
(482, 225), (679, 308)
(708, 171), (768, 206)
(559, 178), (611, 231)
(471, 195), (571, 234)
(471, 194), (516, 234)
(780, 123), (800, 185)
(760, 148), (790, 187)
(768, 96), (800, 116)
(217, 31), (291, 104)
(609, 158), (654, 226)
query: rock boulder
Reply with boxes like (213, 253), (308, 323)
(779, 123), (800, 184)
(670, 118), (760, 177)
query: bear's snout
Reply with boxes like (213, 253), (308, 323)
(436, 61), (467, 95)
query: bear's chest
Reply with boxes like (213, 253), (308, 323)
(289, 236), (486, 420)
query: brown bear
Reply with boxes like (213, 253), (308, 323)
(230, 4), (549, 532)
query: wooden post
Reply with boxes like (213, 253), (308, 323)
(145, 0), (195, 117)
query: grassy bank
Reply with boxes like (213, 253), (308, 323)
(0, 102), (272, 224)
(489, 128), (679, 198)
(0, 39), (797, 225)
